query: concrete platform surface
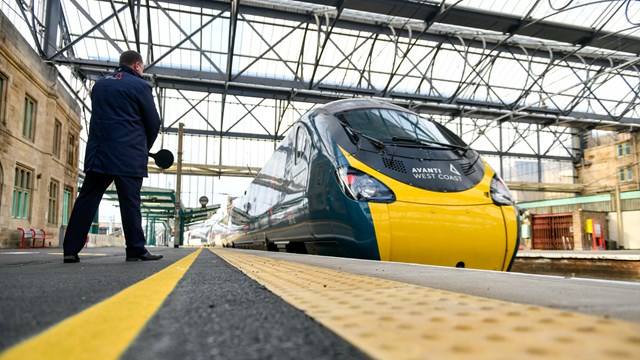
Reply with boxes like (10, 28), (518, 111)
(1, 247), (640, 359)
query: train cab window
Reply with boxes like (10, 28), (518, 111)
(294, 127), (307, 164)
(337, 108), (465, 148)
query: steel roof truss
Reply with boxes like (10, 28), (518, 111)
(504, 122), (539, 155)
(146, 1), (225, 74)
(415, 43), (444, 98)
(293, 21), (311, 84)
(43, 0), (63, 58)
(276, 99), (306, 138)
(109, 0), (131, 49)
(15, 0), (44, 56)
(381, 0), (450, 96)
(562, 66), (614, 119)
(231, 13), (305, 82)
(465, 118), (501, 153)
(615, 68), (640, 121)
(236, 95), (272, 135)
(145, 15), (218, 71)
(226, 0), (238, 83)
(49, 1), (127, 61)
(490, 57), (640, 126)
(308, 0), (345, 89)
(176, 90), (217, 131)
(222, 96), (269, 135)
(58, 7), (76, 59)
(542, 126), (575, 160)
(314, 30), (378, 90)
(446, 37), (511, 111)
(128, 0), (141, 52)
(383, 37), (441, 98)
(561, 59), (633, 121)
(507, 46), (564, 112)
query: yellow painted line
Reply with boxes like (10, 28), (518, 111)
(0, 248), (202, 360)
(48, 252), (108, 257)
(212, 248), (640, 360)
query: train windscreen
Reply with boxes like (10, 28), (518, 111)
(336, 108), (466, 148)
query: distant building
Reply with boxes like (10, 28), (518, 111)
(576, 132), (640, 194)
(519, 132), (640, 250)
(0, 12), (81, 247)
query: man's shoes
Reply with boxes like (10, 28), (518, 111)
(63, 254), (80, 263)
(126, 252), (163, 262)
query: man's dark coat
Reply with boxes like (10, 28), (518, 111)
(84, 65), (160, 177)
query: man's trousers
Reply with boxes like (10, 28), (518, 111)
(63, 172), (147, 257)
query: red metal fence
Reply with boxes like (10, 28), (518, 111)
(531, 213), (574, 250)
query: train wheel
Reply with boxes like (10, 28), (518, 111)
(266, 237), (277, 252)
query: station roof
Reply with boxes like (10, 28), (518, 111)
(3, 0), (640, 184)
(19, 0), (637, 132)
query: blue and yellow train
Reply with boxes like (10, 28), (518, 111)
(225, 99), (519, 271)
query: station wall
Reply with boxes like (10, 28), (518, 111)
(607, 211), (640, 250)
(0, 12), (81, 248)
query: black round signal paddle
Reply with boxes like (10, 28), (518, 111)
(148, 149), (174, 169)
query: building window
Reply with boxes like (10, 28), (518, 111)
(48, 179), (59, 224)
(616, 142), (632, 158)
(53, 120), (62, 158)
(618, 166), (634, 183)
(11, 165), (33, 219)
(62, 186), (73, 226)
(22, 95), (37, 141)
(67, 133), (76, 166)
(0, 72), (7, 125)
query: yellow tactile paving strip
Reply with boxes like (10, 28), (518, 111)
(211, 248), (640, 360)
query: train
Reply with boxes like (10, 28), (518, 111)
(224, 98), (520, 271)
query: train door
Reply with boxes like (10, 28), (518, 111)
(288, 126), (311, 239)
(291, 126), (309, 209)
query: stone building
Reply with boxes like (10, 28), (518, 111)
(576, 132), (640, 194)
(0, 13), (81, 247)
(520, 132), (640, 250)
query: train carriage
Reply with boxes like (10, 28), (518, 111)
(226, 98), (519, 271)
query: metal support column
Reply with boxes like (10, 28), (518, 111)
(43, 0), (62, 58)
(174, 122), (184, 248)
(616, 185), (624, 248)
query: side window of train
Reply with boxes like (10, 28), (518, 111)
(294, 127), (307, 165)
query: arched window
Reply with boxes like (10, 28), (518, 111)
(12, 164), (33, 219)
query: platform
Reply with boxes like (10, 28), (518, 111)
(513, 250), (640, 282)
(1, 247), (640, 359)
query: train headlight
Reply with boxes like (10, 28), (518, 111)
(336, 166), (396, 203)
(490, 175), (515, 205)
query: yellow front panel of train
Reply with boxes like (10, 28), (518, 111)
(340, 146), (517, 271)
(382, 202), (510, 270)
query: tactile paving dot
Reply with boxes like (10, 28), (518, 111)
(211, 248), (640, 359)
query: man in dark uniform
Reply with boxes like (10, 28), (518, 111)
(63, 50), (163, 263)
